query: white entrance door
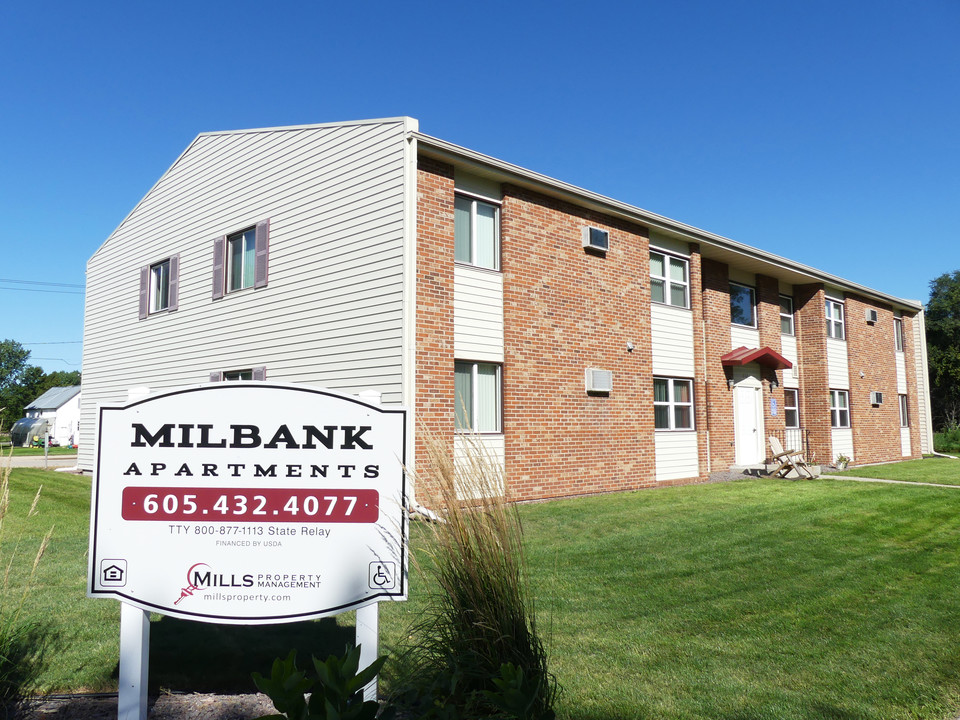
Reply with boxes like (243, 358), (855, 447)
(734, 381), (765, 465)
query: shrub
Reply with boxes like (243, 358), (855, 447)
(0, 453), (52, 715)
(390, 435), (558, 719)
(934, 424), (960, 453)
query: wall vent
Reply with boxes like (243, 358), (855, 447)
(582, 226), (609, 254)
(870, 391), (884, 405)
(585, 368), (613, 395)
(865, 308), (879, 324)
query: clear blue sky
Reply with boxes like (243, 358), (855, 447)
(2, 0), (957, 374)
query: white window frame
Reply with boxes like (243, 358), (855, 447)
(784, 388), (800, 428)
(899, 394), (910, 427)
(227, 227), (257, 292)
(729, 282), (757, 328)
(894, 317), (904, 352)
(830, 389), (850, 428)
(454, 361), (502, 433)
(649, 250), (689, 309)
(149, 259), (171, 313)
(454, 192), (501, 271)
(826, 299), (845, 340)
(653, 377), (695, 431)
(779, 295), (795, 336)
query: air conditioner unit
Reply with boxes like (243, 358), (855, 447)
(870, 391), (883, 405)
(865, 308), (879, 323)
(585, 368), (613, 394)
(582, 226), (609, 253)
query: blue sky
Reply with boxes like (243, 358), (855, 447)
(2, 0), (957, 374)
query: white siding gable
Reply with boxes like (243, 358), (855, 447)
(81, 119), (413, 471)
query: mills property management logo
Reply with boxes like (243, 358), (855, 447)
(174, 562), (254, 605)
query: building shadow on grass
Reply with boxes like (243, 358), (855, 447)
(123, 616), (353, 694)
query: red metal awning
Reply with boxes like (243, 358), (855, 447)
(721, 346), (793, 370)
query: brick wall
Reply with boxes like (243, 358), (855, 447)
(700, 259), (736, 467)
(414, 158), (456, 496)
(500, 185), (655, 500)
(844, 296), (903, 463)
(793, 284), (832, 465)
(901, 313), (922, 457)
(757, 274), (785, 447)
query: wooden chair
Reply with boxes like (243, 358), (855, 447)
(769, 436), (815, 479)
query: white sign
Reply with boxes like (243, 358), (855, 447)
(87, 383), (408, 624)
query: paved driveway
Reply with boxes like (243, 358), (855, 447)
(6, 454), (79, 469)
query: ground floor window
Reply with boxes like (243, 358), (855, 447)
(899, 394), (910, 427)
(830, 390), (850, 428)
(654, 377), (694, 430)
(455, 361), (502, 432)
(784, 389), (800, 428)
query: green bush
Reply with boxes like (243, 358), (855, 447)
(390, 436), (558, 720)
(934, 424), (960, 453)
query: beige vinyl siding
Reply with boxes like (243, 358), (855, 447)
(901, 427), (912, 457)
(651, 304), (695, 376)
(80, 120), (411, 471)
(654, 432), (699, 482)
(826, 338), (850, 390)
(912, 310), (934, 454)
(454, 266), (504, 362)
(831, 428), (854, 464)
(454, 434), (505, 498)
(895, 352), (907, 394)
(780, 335), (799, 388)
(730, 324), (760, 350)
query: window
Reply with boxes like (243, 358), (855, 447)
(138, 254), (179, 319)
(780, 295), (795, 335)
(894, 317), (904, 352)
(211, 367), (266, 382)
(212, 220), (269, 299)
(582, 226), (609, 253)
(454, 194), (500, 270)
(899, 394), (910, 427)
(826, 299), (845, 340)
(784, 388), (800, 428)
(830, 390), (850, 428)
(654, 377), (694, 430)
(729, 282), (756, 327)
(454, 361), (501, 432)
(649, 251), (689, 308)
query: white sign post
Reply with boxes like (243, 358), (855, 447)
(88, 383), (408, 718)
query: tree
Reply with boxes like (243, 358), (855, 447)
(926, 271), (960, 429)
(0, 341), (80, 432)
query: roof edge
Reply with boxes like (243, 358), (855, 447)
(413, 131), (922, 312)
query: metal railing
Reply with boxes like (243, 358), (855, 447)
(769, 427), (810, 460)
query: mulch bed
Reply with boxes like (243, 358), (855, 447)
(15, 693), (275, 719)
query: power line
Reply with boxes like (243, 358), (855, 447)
(22, 341), (83, 345)
(0, 278), (84, 288)
(0, 286), (84, 295)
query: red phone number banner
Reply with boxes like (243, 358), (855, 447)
(121, 487), (380, 523)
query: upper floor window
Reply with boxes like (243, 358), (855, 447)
(730, 282), (757, 327)
(899, 394), (910, 427)
(654, 377), (695, 430)
(894, 317), (905, 352)
(649, 251), (689, 308)
(212, 220), (269, 299)
(138, 254), (179, 319)
(780, 295), (795, 335)
(826, 299), (845, 340)
(211, 367), (266, 382)
(784, 388), (800, 428)
(454, 361), (502, 432)
(454, 194), (500, 270)
(830, 389), (850, 428)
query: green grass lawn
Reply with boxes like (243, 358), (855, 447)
(832, 456), (960, 485)
(5, 468), (960, 719)
(3, 446), (78, 457)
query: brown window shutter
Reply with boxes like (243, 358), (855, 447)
(212, 236), (226, 299)
(254, 220), (269, 289)
(168, 254), (180, 312)
(252, 366), (267, 381)
(138, 266), (149, 320)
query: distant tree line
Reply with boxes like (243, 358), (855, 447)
(0, 339), (81, 432)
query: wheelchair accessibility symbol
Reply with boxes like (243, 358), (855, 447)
(368, 562), (397, 590)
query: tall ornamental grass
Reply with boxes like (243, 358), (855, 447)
(392, 435), (557, 719)
(0, 452), (52, 715)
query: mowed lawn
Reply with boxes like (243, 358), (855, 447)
(832, 456), (960, 485)
(5, 466), (960, 719)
